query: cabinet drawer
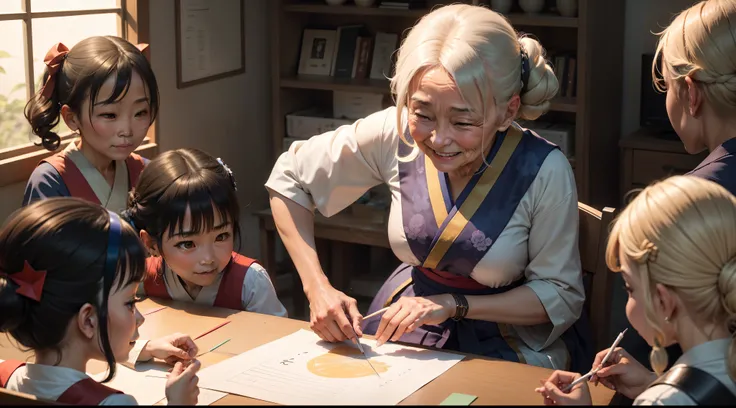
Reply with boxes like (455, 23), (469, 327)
(631, 150), (704, 185)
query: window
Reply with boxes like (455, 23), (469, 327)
(0, 0), (151, 187)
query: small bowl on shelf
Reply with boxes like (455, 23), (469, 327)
(519, 0), (545, 14)
(556, 0), (578, 17)
(490, 0), (513, 14)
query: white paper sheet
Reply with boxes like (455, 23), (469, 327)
(92, 362), (226, 406)
(91, 364), (166, 405)
(196, 329), (464, 405)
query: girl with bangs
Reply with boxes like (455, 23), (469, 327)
(124, 148), (286, 316)
(22, 35), (159, 213)
(0, 198), (200, 405)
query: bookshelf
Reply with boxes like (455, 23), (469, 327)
(269, 0), (625, 207)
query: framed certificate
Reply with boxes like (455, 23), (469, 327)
(175, 0), (245, 88)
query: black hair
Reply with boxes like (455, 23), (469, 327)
(0, 197), (147, 382)
(123, 148), (241, 250)
(24, 35), (160, 151)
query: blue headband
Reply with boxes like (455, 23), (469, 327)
(104, 211), (122, 288)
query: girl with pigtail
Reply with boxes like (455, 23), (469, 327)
(23, 36), (159, 212)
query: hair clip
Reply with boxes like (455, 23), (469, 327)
(642, 239), (659, 263)
(0, 261), (47, 302)
(519, 45), (531, 93)
(216, 157), (237, 191)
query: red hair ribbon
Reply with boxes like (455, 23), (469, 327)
(0, 261), (47, 302)
(39, 42), (70, 100)
(38, 41), (149, 100)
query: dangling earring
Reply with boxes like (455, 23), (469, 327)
(650, 336), (669, 376)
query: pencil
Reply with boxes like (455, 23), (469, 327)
(194, 320), (231, 340)
(208, 338), (231, 353)
(562, 328), (628, 392)
(363, 306), (390, 320)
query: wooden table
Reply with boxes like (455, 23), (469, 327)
(255, 207), (392, 317)
(1, 298), (614, 405)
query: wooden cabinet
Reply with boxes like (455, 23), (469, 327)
(620, 128), (707, 204)
(268, 0), (626, 207)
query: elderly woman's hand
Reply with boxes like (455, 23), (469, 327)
(372, 294), (455, 346)
(307, 283), (363, 343)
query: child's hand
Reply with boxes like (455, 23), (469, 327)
(589, 347), (657, 399)
(535, 370), (592, 406)
(140, 333), (199, 365)
(165, 359), (200, 405)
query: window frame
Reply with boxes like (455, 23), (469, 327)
(0, 0), (157, 187)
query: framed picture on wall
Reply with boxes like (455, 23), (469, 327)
(175, 0), (245, 88)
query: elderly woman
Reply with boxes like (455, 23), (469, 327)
(266, 4), (591, 372)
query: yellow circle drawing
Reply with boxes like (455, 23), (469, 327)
(307, 345), (389, 378)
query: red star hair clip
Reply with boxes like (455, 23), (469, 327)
(0, 261), (47, 302)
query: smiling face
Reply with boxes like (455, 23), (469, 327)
(64, 70), (152, 163)
(158, 205), (234, 288)
(407, 67), (498, 176)
(106, 281), (145, 361)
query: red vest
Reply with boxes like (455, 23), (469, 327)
(41, 152), (146, 205)
(143, 252), (257, 311)
(0, 360), (122, 405)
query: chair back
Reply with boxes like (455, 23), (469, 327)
(578, 202), (617, 352)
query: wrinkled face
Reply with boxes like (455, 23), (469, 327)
(663, 61), (706, 154)
(71, 71), (152, 161)
(407, 67), (497, 174)
(106, 282), (144, 361)
(159, 206), (234, 288)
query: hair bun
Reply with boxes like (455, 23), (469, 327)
(0, 275), (29, 332)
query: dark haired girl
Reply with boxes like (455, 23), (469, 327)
(22, 35), (160, 212)
(0, 198), (199, 405)
(125, 148), (286, 316)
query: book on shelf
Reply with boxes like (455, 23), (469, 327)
(548, 51), (577, 98)
(369, 32), (398, 80)
(295, 26), (399, 83)
(332, 25), (363, 78)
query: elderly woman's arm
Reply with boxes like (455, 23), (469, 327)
(265, 108), (397, 342)
(269, 192), (359, 342)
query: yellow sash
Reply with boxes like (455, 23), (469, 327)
(422, 126), (523, 269)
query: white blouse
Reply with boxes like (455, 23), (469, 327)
(139, 262), (288, 317)
(265, 107), (584, 369)
(1, 360), (137, 405)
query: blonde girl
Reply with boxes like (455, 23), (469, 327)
(537, 175), (736, 405)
